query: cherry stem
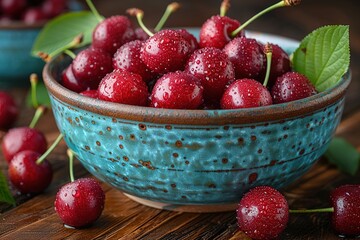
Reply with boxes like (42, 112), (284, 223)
(154, 2), (181, 32)
(66, 149), (75, 182)
(127, 8), (154, 37)
(231, 0), (301, 37)
(85, 0), (104, 22)
(290, 207), (334, 213)
(30, 73), (39, 109)
(263, 43), (273, 87)
(220, 0), (231, 17)
(29, 106), (46, 129)
(36, 133), (64, 165)
(63, 49), (76, 59)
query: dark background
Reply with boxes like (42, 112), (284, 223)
(92, 0), (359, 115)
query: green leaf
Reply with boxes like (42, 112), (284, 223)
(31, 11), (100, 58)
(26, 82), (51, 108)
(293, 25), (350, 92)
(0, 171), (16, 206)
(325, 137), (360, 176)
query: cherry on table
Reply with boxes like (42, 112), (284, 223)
(0, 91), (18, 130)
(1, 127), (47, 163)
(8, 150), (52, 194)
(150, 71), (204, 109)
(54, 178), (105, 228)
(237, 186), (289, 240)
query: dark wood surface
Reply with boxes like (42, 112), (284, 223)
(0, 0), (359, 239)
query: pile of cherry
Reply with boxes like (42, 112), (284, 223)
(62, 0), (317, 110)
(0, 86), (105, 228)
(0, 0), (69, 24)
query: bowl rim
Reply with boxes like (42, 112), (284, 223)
(43, 34), (351, 126)
(0, 21), (44, 30)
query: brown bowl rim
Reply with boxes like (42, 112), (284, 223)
(43, 53), (351, 125)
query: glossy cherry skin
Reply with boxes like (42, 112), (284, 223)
(0, 0), (27, 18)
(92, 15), (135, 55)
(237, 186), (289, 240)
(221, 79), (273, 109)
(261, 43), (291, 87)
(41, 0), (66, 18)
(331, 185), (360, 237)
(80, 90), (98, 99)
(185, 47), (235, 104)
(177, 29), (199, 53)
(0, 91), (18, 130)
(61, 64), (87, 93)
(199, 15), (243, 49)
(150, 71), (203, 109)
(8, 150), (52, 194)
(71, 47), (113, 90)
(223, 37), (265, 80)
(1, 127), (47, 163)
(98, 69), (148, 106)
(22, 7), (46, 24)
(113, 40), (155, 83)
(271, 72), (317, 104)
(54, 178), (105, 228)
(140, 29), (191, 74)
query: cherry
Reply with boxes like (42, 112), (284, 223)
(140, 29), (191, 74)
(0, 0), (27, 18)
(54, 177), (105, 228)
(61, 64), (87, 93)
(177, 29), (199, 53)
(134, 27), (151, 41)
(271, 72), (317, 104)
(185, 47), (235, 104)
(0, 91), (18, 130)
(331, 185), (360, 236)
(113, 40), (155, 83)
(221, 79), (272, 109)
(71, 47), (113, 90)
(92, 15), (136, 55)
(237, 186), (289, 240)
(199, 0), (243, 49)
(80, 89), (98, 99)
(41, 0), (66, 18)
(150, 71), (203, 109)
(8, 150), (52, 194)
(223, 37), (265, 80)
(22, 7), (46, 24)
(2, 126), (47, 163)
(260, 43), (291, 87)
(98, 69), (148, 106)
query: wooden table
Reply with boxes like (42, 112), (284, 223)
(0, 0), (359, 239)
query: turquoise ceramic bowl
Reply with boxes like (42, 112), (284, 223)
(0, 22), (45, 88)
(43, 32), (351, 212)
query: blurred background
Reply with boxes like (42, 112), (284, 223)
(92, 0), (359, 115)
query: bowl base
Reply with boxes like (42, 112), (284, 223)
(123, 193), (237, 213)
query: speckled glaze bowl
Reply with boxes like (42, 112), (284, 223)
(43, 31), (351, 212)
(0, 22), (45, 88)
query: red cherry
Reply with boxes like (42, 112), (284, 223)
(22, 7), (46, 24)
(0, 91), (18, 130)
(331, 185), (360, 236)
(71, 47), (113, 90)
(0, 0), (27, 18)
(41, 0), (66, 18)
(150, 71), (203, 109)
(134, 27), (151, 41)
(113, 40), (155, 83)
(237, 186), (289, 240)
(1, 127), (47, 163)
(199, 15), (243, 49)
(54, 178), (105, 228)
(8, 150), (52, 194)
(80, 90), (98, 99)
(185, 47), (235, 104)
(98, 69), (148, 106)
(223, 37), (265, 80)
(221, 79), (273, 109)
(271, 72), (317, 104)
(61, 64), (88, 93)
(92, 15), (136, 55)
(177, 29), (199, 53)
(140, 29), (191, 74)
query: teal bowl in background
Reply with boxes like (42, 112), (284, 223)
(0, 23), (44, 88)
(43, 32), (351, 212)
